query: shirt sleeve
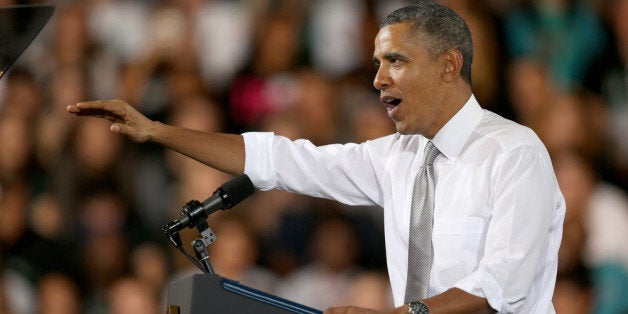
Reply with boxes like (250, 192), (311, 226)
(242, 132), (383, 206)
(453, 144), (561, 313)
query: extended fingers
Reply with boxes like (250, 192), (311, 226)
(68, 99), (129, 122)
(76, 99), (127, 113)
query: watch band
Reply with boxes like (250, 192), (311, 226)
(408, 301), (429, 314)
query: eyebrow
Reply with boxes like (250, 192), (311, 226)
(373, 52), (407, 64)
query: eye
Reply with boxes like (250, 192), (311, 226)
(390, 58), (403, 66)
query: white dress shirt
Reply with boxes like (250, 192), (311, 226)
(243, 95), (565, 313)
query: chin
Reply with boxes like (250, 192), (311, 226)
(395, 124), (421, 136)
(394, 124), (411, 135)
(397, 129), (411, 135)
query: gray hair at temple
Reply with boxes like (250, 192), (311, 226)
(381, 2), (474, 84)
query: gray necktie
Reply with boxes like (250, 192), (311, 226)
(405, 141), (440, 303)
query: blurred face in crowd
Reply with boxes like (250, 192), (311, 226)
(0, 116), (32, 181)
(38, 274), (81, 314)
(373, 22), (449, 138)
(108, 278), (158, 314)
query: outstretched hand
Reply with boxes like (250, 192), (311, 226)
(67, 99), (155, 143)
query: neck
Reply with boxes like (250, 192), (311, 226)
(425, 84), (472, 139)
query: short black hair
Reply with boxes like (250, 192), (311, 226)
(381, 2), (473, 84)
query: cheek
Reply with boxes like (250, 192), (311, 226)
(394, 65), (429, 88)
(398, 76), (430, 102)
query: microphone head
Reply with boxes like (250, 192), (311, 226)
(219, 174), (255, 209)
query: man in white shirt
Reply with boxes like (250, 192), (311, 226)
(68, 3), (565, 313)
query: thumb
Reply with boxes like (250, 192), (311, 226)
(110, 123), (133, 137)
(110, 123), (122, 134)
(110, 122), (147, 142)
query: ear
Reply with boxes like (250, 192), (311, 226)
(441, 49), (464, 83)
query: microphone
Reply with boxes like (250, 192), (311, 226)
(164, 174), (255, 236)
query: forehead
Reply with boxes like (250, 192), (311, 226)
(373, 23), (423, 56)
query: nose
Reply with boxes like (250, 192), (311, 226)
(373, 65), (391, 91)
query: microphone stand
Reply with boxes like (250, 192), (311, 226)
(163, 200), (218, 275)
(193, 221), (216, 274)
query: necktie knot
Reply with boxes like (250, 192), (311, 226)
(423, 141), (440, 166)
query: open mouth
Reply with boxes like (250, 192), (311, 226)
(380, 96), (402, 110)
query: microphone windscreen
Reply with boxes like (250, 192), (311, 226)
(220, 174), (255, 209)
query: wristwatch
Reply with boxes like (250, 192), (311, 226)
(408, 301), (429, 314)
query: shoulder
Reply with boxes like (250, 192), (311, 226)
(474, 110), (545, 154)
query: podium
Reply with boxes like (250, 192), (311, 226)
(166, 274), (322, 314)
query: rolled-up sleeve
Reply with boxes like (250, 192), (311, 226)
(242, 132), (382, 206)
(243, 132), (279, 190)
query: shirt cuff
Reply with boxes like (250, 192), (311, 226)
(453, 270), (513, 313)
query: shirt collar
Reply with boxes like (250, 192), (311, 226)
(431, 94), (483, 160)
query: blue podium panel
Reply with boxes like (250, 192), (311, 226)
(167, 274), (323, 314)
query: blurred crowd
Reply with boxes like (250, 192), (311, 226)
(0, 0), (626, 313)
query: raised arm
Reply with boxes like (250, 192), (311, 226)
(67, 99), (245, 175)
